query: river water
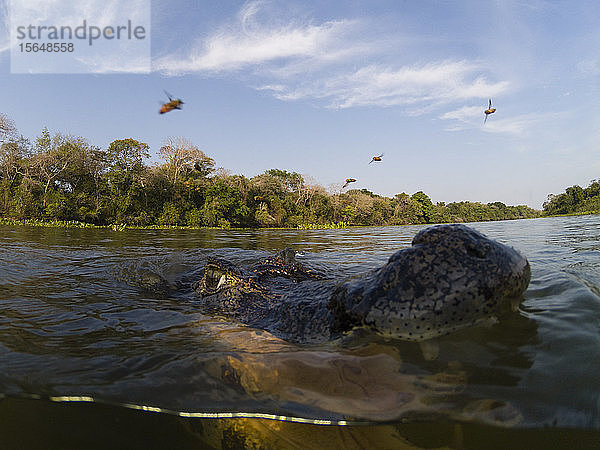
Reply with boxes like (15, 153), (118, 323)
(0, 216), (599, 448)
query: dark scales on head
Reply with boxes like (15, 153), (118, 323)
(251, 247), (321, 281)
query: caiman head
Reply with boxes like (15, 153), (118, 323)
(193, 258), (258, 297)
(192, 258), (271, 317)
(329, 224), (531, 341)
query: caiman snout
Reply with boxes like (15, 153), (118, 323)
(329, 224), (531, 341)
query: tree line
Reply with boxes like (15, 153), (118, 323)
(0, 113), (541, 228)
(543, 180), (600, 216)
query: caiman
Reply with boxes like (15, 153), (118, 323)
(191, 224), (531, 345)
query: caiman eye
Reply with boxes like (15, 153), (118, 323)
(205, 267), (227, 290)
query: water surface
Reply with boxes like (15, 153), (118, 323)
(1, 216), (599, 447)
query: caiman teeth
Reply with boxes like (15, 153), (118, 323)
(216, 274), (226, 290)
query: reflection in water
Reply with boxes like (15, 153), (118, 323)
(1, 215), (600, 446)
(196, 321), (536, 424)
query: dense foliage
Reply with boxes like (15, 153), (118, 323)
(0, 115), (541, 228)
(543, 180), (600, 216)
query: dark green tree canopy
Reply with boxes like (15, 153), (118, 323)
(543, 180), (600, 216)
(106, 138), (149, 174)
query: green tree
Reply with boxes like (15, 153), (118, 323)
(392, 193), (419, 224)
(200, 177), (251, 227)
(411, 191), (435, 223)
(159, 136), (214, 184)
(265, 169), (303, 193)
(0, 138), (31, 213)
(105, 138), (150, 223)
(31, 130), (82, 210)
(158, 202), (180, 225)
(106, 138), (149, 174)
(543, 181), (600, 215)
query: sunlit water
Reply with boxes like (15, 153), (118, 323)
(0, 216), (599, 448)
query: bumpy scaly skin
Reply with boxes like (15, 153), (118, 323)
(328, 224), (530, 341)
(251, 248), (321, 281)
(194, 224), (531, 343)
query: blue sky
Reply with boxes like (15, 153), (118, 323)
(1, 0), (599, 208)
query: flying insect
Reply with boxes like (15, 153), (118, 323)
(369, 154), (384, 164)
(342, 178), (356, 188)
(160, 91), (184, 114)
(484, 99), (496, 123)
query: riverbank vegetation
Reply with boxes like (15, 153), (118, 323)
(0, 114), (542, 229)
(542, 180), (600, 216)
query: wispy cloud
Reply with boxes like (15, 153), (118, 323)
(73, 55), (152, 74)
(480, 115), (540, 135)
(440, 105), (487, 131)
(441, 105), (483, 122)
(261, 61), (508, 109)
(441, 104), (565, 135)
(155, 0), (509, 112)
(154, 1), (358, 75)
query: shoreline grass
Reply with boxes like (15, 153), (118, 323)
(2, 213), (594, 232)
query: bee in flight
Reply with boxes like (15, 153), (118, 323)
(159, 91), (184, 114)
(369, 153), (384, 164)
(484, 99), (496, 123)
(342, 178), (356, 188)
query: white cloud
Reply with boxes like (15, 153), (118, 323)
(155, 1), (510, 112)
(441, 104), (566, 135)
(154, 2), (357, 75)
(156, 19), (351, 74)
(74, 55), (151, 74)
(265, 61), (509, 109)
(441, 105), (483, 122)
(7, 0), (146, 31)
(440, 105), (486, 131)
(480, 115), (538, 134)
